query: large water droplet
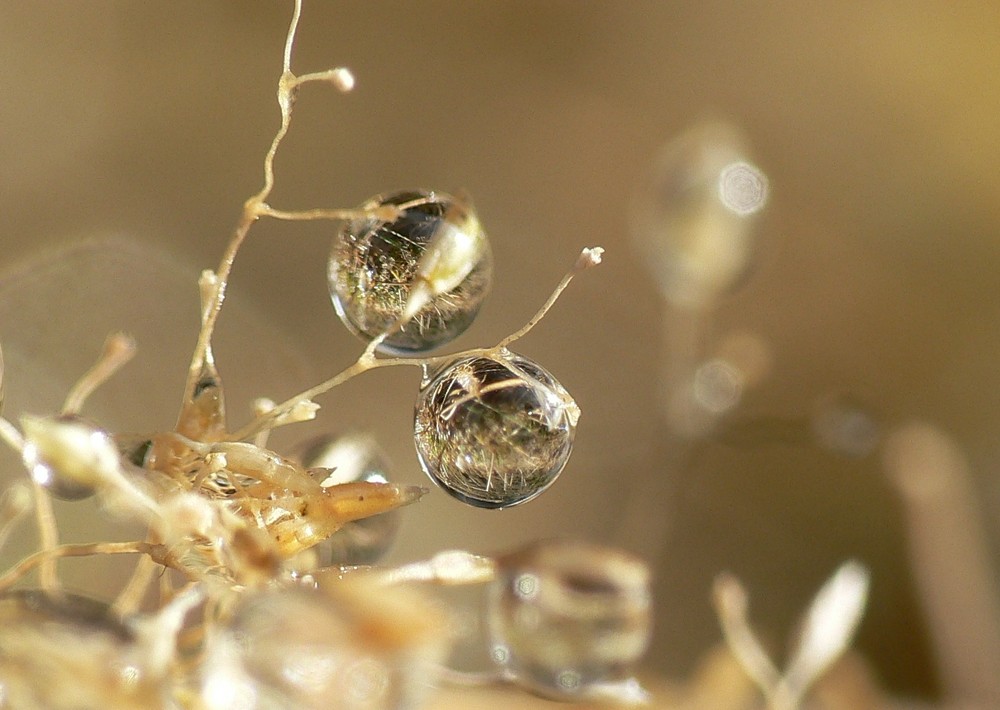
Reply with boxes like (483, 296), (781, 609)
(413, 351), (577, 509)
(328, 190), (492, 354)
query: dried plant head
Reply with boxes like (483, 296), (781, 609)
(0, 0), (615, 707)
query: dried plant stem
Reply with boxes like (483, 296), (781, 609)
(181, 0), (318, 410)
(712, 573), (782, 700)
(883, 423), (1000, 705)
(0, 541), (156, 593)
(0, 484), (30, 552)
(495, 247), (603, 351)
(233, 352), (421, 440)
(260, 205), (390, 222)
(30, 480), (60, 592)
(234, 248), (602, 441)
(61, 332), (136, 415)
(112, 553), (160, 617)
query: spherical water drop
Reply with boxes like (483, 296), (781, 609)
(413, 351), (578, 509)
(486, 540), (652, 700)
(328, 189), (492, 354)
(21, 415), (107, 501)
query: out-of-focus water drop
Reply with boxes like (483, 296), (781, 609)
(201, 581), (449, 710)
(486, 540), (652, 702)
(632, 122), (766, 310)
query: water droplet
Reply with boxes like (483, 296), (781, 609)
(413, 351), (577, 509)
(486, 540), (652, 700)
(21, 415), (105, 501)
(328, 189), (492, 354)
(632, 122), (764, 309)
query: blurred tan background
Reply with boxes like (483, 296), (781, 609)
(2, 1), (1000, 704)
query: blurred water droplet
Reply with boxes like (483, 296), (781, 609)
(203, 582), (448, 710)
(632, 122), (765, 310)
(295, 433), (400, 566)
(486, 540), (652, 701)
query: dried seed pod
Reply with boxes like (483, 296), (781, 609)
(413, 351), (578, 509)
(296, 432), (401, 565)
(328, 189), (492, 354)
(486, 540), (652, 701)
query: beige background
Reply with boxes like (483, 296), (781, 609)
(3, 1), (1000, 703)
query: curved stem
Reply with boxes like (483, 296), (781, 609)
(0, 541), (157, 593)
(180, 0), (302, 413)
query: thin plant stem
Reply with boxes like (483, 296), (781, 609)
(62, 332), (136, 415)
(112, 553), (160, 617)
(0, 541), (156, 593)
(30, 480), (60, 592)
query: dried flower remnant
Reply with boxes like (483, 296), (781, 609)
(0, 591), (163, 709)
(713, 561), (870, 710)
(294, 432), (401, 566)
(0, 586), (202, 710)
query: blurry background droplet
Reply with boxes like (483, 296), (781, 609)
(632, 122), (764, 311)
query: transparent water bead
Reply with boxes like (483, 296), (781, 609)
(328, 189), (493, 354)
(631, 122), (766, 310)
(295, 432), (401, 565)
(486, 540), (652, 701)
(20, 414), (113, 501)
(413, 351), (579, 509)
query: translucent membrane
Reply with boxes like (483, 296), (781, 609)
(486, 540), (652, 700)
(413, 351), (578, 509)
(328, 189), (493, 354)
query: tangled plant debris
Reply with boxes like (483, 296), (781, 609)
(0, 2), (653, 708)
(0, 2), (896, 709)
